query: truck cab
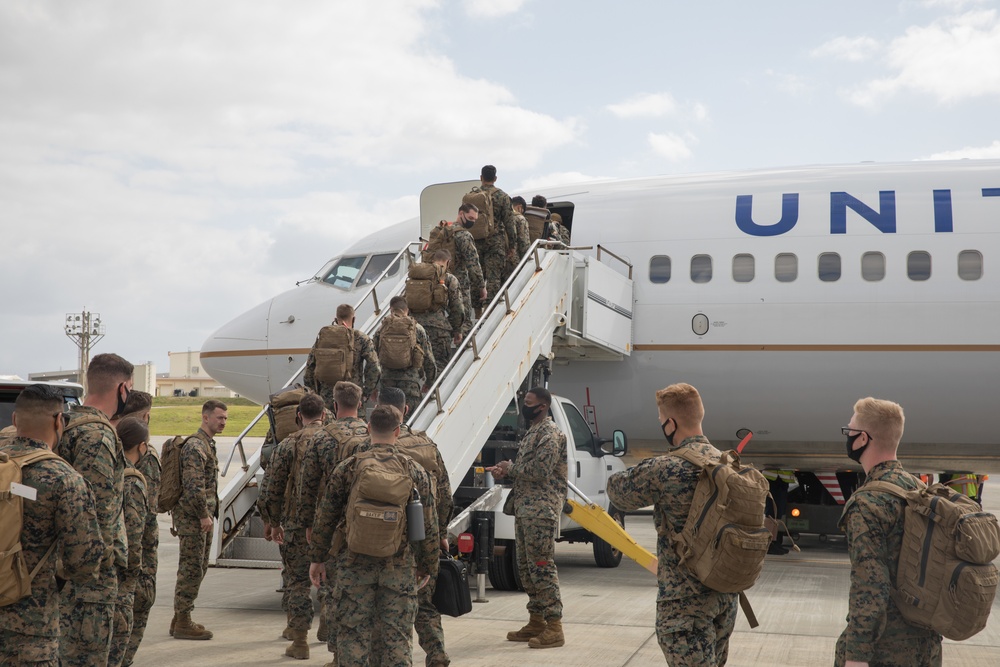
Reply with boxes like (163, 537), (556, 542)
(0, 379), (85, 431)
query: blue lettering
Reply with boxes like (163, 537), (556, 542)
(933, 189), (953, 233)
(735, 193), (799, 236)
(830, 191), (896, 234)
(984, 188), (1000, 197)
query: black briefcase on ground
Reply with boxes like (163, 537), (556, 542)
(432, 554), (473, 617)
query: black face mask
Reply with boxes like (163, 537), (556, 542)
(113, 383), (130, 419)
(462, 216), (475, 229)
(661, 418), (676, 447)
(845, 431), (867, 463)
(521, 403), (543, 422)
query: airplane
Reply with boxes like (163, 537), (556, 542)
(201, 159), (1000, 533)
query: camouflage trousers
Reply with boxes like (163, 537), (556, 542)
(515, 517), (562, 620)
(320, 558), (340, 656)
(0, 628), (59, 666)
(455, 277), (475, 337)
(123, 572), (156, 666)
(279, 529), (314, 631)
(174, 527), (211, 614)
(656, 592), (738, 666)
(59, 597), (115, 666)
(337, 552), (418, 667)
(414, 576), (448, 666)
(107, 571), (136, 667)
(475, 235), (511, 302)
(381, 373), (424, 416)
(834, 623), (942, 666)
(424, 325), (454, 376)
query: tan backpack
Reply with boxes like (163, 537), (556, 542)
(462, 188), (494, 240)
(524, 205), (549, 242)
(344, 449), (415, 558)
(852, 480), (1000, 640)
(425, 223), (458, 266)
(0, 448), (63, 606)
(282, 424), (324, 520)
(313, 325), (355, 386)
(269, 386), (311, 443)
(378, 316), (424, 371)
(405, 263), (448, 314)
(397, 435), (440, 496)
(158, 435), (197, 513)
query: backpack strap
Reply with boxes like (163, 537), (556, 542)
(739, 592), (760, 629)
(123, 468), (148, 500)
(9, 449), (65, 583)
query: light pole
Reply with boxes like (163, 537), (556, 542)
(65, 310), (105, 395)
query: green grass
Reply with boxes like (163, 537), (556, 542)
(149, 398), (269, 437)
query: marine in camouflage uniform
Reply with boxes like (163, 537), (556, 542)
(834, 460), (942, 666)
(58, 405), (127, 666)
(607, 435), (739, 666)
(308, 441), (439, 667)
(304, 323), (381, 417)
(108, 464), (148, 666)
(508, 212), (531, 275)
(373, 315), (437, 416)
(475, 180), (518, 302)
(447, 222), (485, 337)
(0, 437), (105, 666)
(549, 213), (571, 245)
(124, 445), (161, 665)
(412, 270), (464, 376)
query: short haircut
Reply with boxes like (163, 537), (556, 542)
(655, 383), (705, 429)
(202, 399), (228, 415)
(853, 397), (905, 448)
(369, 404), (402, 435)
(377, 386), (407, 412)
(14, 384), (64, 418)
(87, 353), (135, 395)
(122, 390), (153, 417)
(336, 304), (355, 323)
(526, 386), (552, 406)
(334, 381), (362, 409)
(511, 196), (526, 208)
(116, 416), (149, 452)
(389, 295), (409, 315)
(531, 195), (547, 207)
(551, 213), (562, 223)
(481, 165), (497, 182)
(431, 249), (452, 263)
(297, 393), (326, 420)
(458, 202), (478, 214)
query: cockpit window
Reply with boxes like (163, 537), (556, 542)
(357, 253), (401, 286)
(322, 256), (367, 289)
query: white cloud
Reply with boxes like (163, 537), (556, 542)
(648, 132), (696, 161)
(811, 35), (881, 62)
(464, 0), (528, 18)
(847, 9), (1000, 107)
(921, 140), (1000, 159)
(607, 93), (678, 119)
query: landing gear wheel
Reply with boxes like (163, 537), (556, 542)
(488, 539), (523, 591)
(593, 505), (625, 568)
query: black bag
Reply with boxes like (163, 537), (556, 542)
(432, 553), (472, 617)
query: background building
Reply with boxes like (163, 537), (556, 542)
(155, 350), (237, 398)
(31, 361), (156, 394)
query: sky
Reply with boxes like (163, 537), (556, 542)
(2, 0), (999, 380)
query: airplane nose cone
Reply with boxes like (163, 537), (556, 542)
(200, 298), (273, 404)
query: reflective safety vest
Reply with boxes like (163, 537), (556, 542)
(945, 474), (979, 498)
(763, 469), (796, 484)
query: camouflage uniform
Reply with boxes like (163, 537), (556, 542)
(508, 212), (531, 274)
(109, 465), (148, 667)
(304, 325), (381, 415)
(257, 422), (325, 632)
(506, 418), (567, 622)
(607, 435), (739, 666)
(373, 317), (437, 416)
(475, 183), (518, 301)
(834, 461), (942, 666)
(172, 428), (219, 616)
(57, 405), (126, 666)
(0, 438), (104, 666)
(308, 444), (439, 667)
(124, 445), (161, 666)
(449, 225), (485, 336)
(549, 220), (570, 245)
(356, 427), (454, 666)
(412, 271), (464, 376)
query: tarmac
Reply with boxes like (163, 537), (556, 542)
(133, 437), (1000, 666)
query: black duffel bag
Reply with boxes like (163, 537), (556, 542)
(432, 553), (473, 617)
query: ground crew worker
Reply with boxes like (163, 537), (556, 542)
(835, 397), (942, 666)
(411, 249), (464, 375)
(308, 405), (439, 667)
(436, 203), (486, 336)
(475, 165), (518, 299)
(763, 468), (796, 555)
(109, 417), (150, 667)
(488, 387), (568, 649)
(258, 393), (327, 660)
(57, 352), (132, 666)
(171, 399), (228, 640)
(509, 196), (531, 268)
(373, 296), (437, 415)
(942, 472), (981, 502)
(304, 303), (381, 414)
(0, 384), (105, 666)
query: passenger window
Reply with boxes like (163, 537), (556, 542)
(775, 253), (797, 282)
(322, 256), (367, 289)
(649, 255), (671, 283)
(958, 250), (982, 281)
(732, 254), (755, 283)
(907, 251), (931, 281)
(357, 253), (400, 286)
(691, 254), (712, 283)
(862, 252), (885, 281)
(562, 402), (596, 454)
(818, 253), (841, 282)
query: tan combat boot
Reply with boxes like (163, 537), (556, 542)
(506, 614), (546, 642)
(528, 619), (565, 649)
(281, 612), (294, 640)
(284, 629), (309, 659)
(173, 612), (213, 640)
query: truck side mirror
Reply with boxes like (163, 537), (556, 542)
(611, 429), (627, 457)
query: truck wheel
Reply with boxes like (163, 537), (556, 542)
(593, 505), (625, 568)
(488, 539), (523, 591)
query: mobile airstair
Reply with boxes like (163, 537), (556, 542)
(211, 236), (634, 568)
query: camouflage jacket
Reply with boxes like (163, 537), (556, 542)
(136, 445), (161, 576)
(307, 443), (439, 578)
(296, 417), (370, 530)
(412, 272), (464, 334)
(355, 425), (453, 536)
(0, 438), (104, 639)
(304, 325), (382, 400)
(607, 435), (721, 601)
(452, 226), (485, 293)
(58, 404), (127, 598)
(550, 220), (571, 245)
(372, 319), (437, 385)
(481, 183), (517, 253)
(121, 463), (148, 592)
(838, 460), (938, 663)
(512, 213), (531, 257)
(258, 421), (325, 530)
(176, 428), (219, 526)
(507, 418), (567, 522)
